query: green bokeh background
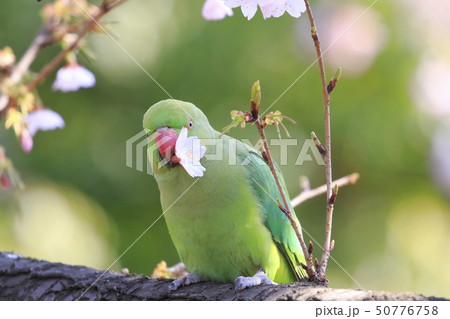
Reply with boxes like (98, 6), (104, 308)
(1, 0), (449, 298)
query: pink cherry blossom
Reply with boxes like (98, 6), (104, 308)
(52, 63), (96, 92)
(202, 0), (233, 21)
(20, 129), (33, 153)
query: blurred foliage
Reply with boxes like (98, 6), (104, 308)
(0, 0), (449, 298)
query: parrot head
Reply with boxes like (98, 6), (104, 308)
(143, 99), (213, 174)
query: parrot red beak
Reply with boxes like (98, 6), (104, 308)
(154, 127), (181, 164)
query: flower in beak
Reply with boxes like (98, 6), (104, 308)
(175, 127), (206, 178)
(154, 126), (206, 178)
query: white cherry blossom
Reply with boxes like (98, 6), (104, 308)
(52, 63), (96, 92)
(202, 0), (234, 21)
(223, 0), (305, 20)
(25, 109), (65, 137)
(175, 127), (207, 178)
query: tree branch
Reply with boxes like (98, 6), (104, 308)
(0, 0), (128, 113)
(291, 173), (359, 208)
(27, 0), (128, 91)
(0, 28), (50, 112)
(303, 0), (334, 282)
(0, 253), (445, 301)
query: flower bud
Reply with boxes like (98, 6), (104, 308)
(21, 129), (34, 153)
(251, 80), (261, 116)
(1, 173), (10, 189)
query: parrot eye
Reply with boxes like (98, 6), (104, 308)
(187, 120), (194, 130)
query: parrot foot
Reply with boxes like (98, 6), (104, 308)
(234, 270), (277, 291)
(168, 273), (204, 292)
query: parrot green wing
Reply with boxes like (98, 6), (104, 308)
(235, 139), (307, 280)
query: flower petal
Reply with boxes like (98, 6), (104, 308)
(199, 143), (207, 158)
(260, 3), (275, 18)
(286, 0), (305, 18)
(74, 66), (96, 89)
(52, 64), (96, 92)
(25, 109), (65, 136)
(241, 3), (258, 19)
(21, 129), (33, 153)
(175, 126), (189, 152)
(202, 0), (233, 20)
(225, 0), (304, 19)
(180, 158), (206, 178)
(175, 127), (207, 178)
(223, 0), (245, 8)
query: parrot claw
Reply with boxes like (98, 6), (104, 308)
(234, 270), (277, 291)
(168, 273), (203, 292)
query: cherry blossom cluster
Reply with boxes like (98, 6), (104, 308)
(0, 1), (100, 155)
(1, 0), (306, 190)
(0, 0), (123, 189)
(202, 0), (305, 20)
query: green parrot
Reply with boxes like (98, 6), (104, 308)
(143, 99), (306, 290)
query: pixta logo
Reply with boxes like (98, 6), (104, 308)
(126, 130), (325, 175)
(126, 130), (154, 175)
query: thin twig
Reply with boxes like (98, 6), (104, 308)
(11, 31), (49, 84)
(0, 28), (50, 112)
(26, 29), (89, 91)
(254, 118), (316, 279)
(27, 0), (126, 91)
(248, 81), (316, 278)
(303, 0), (334, 282)
(0, 0), (128, 112)
(291, 173), (359, 208)
(256, 121), (290, 217)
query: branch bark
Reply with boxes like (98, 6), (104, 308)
(0, 253), (446, 301)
